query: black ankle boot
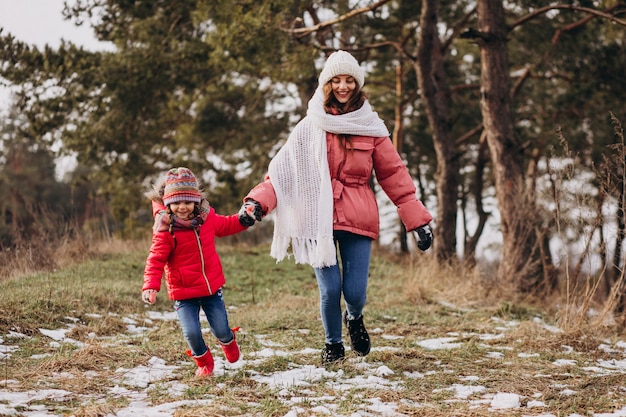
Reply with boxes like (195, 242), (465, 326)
(343, 311), (371, 356)
(321, 342), (345, 363)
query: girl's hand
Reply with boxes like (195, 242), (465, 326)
(142, 289), (157, 305)
(238, 200), (262, 227)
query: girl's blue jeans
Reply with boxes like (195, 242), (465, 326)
(174, 288), (233, 357)
(314, 231), (372, 344)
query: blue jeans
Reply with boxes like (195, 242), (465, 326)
(174, 288), (233, 357)
(314, 231), (372, 344)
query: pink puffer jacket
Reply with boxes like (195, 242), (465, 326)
(246, 132), (432, 239)
(143, 201), (246, 300)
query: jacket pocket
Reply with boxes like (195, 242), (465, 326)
(344, 140), (374, 178)
(350, 140), (375, 151)
(167, 268), (183, 288)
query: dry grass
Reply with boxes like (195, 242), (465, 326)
(0, 229), (150, 282)
(1, 240), (625, 416)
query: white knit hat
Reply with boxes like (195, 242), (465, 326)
(318, 50), (365, 88)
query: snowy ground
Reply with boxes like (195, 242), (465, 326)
(1, 310), (626, 417)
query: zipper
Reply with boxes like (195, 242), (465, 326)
(194, 228), (212, 295)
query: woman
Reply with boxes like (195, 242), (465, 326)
(240, 50), (433, 363)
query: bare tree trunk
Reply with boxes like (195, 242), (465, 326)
(392, 63), (404, 155)
(464, 138), (490, 267)
(392, 63), (409, 253)
(416, 0), (460, 263)
(527, 148), (558, 291)
(612, 176), (625, 286)
(475, 0), (544, 292)
(598, 192), (610, 298)
(613, 169), (626, 313)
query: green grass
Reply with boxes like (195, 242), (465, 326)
(1, 242), (626, 416)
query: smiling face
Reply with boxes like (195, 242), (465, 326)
(169, 201), (196, 220)
(330, 74), (357, 104)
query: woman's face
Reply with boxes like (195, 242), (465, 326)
(330, 75), (357, 103)
(169, 201), (196, 219)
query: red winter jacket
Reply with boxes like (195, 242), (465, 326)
(246, 132), (432, 239)
(143, 201), (246, 301)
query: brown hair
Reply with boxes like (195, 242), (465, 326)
(322, 82), (367, 151)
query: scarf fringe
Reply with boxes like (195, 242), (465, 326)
(271, 236), (337, 268)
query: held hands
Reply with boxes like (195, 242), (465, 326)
(414, 224), (433, 251)
(142, 289), (157, 305)
(238, 199), (262, 227)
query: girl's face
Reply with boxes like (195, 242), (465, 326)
(330, 75), (356, 103)
(169, 201), (196, 220)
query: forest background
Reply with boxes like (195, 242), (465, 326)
(1, 0), (626, 327)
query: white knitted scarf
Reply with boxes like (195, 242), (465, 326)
(268, 87), (390, 268)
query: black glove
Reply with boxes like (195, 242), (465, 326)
(414, 225), (433, 251)
(238, 200), (262, 227)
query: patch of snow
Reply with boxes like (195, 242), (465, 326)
(115, 356), (179, 388)
(553, 359), (577, 366)
(490, 392), (521, 409)
(417, 337), (462, 350)
(443, 384), (486, 399)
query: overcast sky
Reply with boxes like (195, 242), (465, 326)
(0, 0), (111, 109)
(0, 0), (104, 50)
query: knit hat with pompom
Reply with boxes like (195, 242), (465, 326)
(162, 167), (202, 206)
(318, 50), (365, 88)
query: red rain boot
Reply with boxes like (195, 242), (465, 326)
(220, 327), (241, 363)
(187, 349), (214, 377)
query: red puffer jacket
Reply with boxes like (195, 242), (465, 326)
(143, 201), (246, 301)
(246, 132), (432, 239)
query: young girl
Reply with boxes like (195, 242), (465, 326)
(240, 51), (433, 364)
(142, 167), (258, 377)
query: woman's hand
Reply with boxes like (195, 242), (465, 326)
(414, 225), (433, 251)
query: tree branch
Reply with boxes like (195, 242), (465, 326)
(510, 4), (626, 30)
(441, 7), (476, 53)
(455, 123), (483, 146)
(551, 4), (621, 44)
(282, 0), (394, 37)
(510, 66), (531, 99)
